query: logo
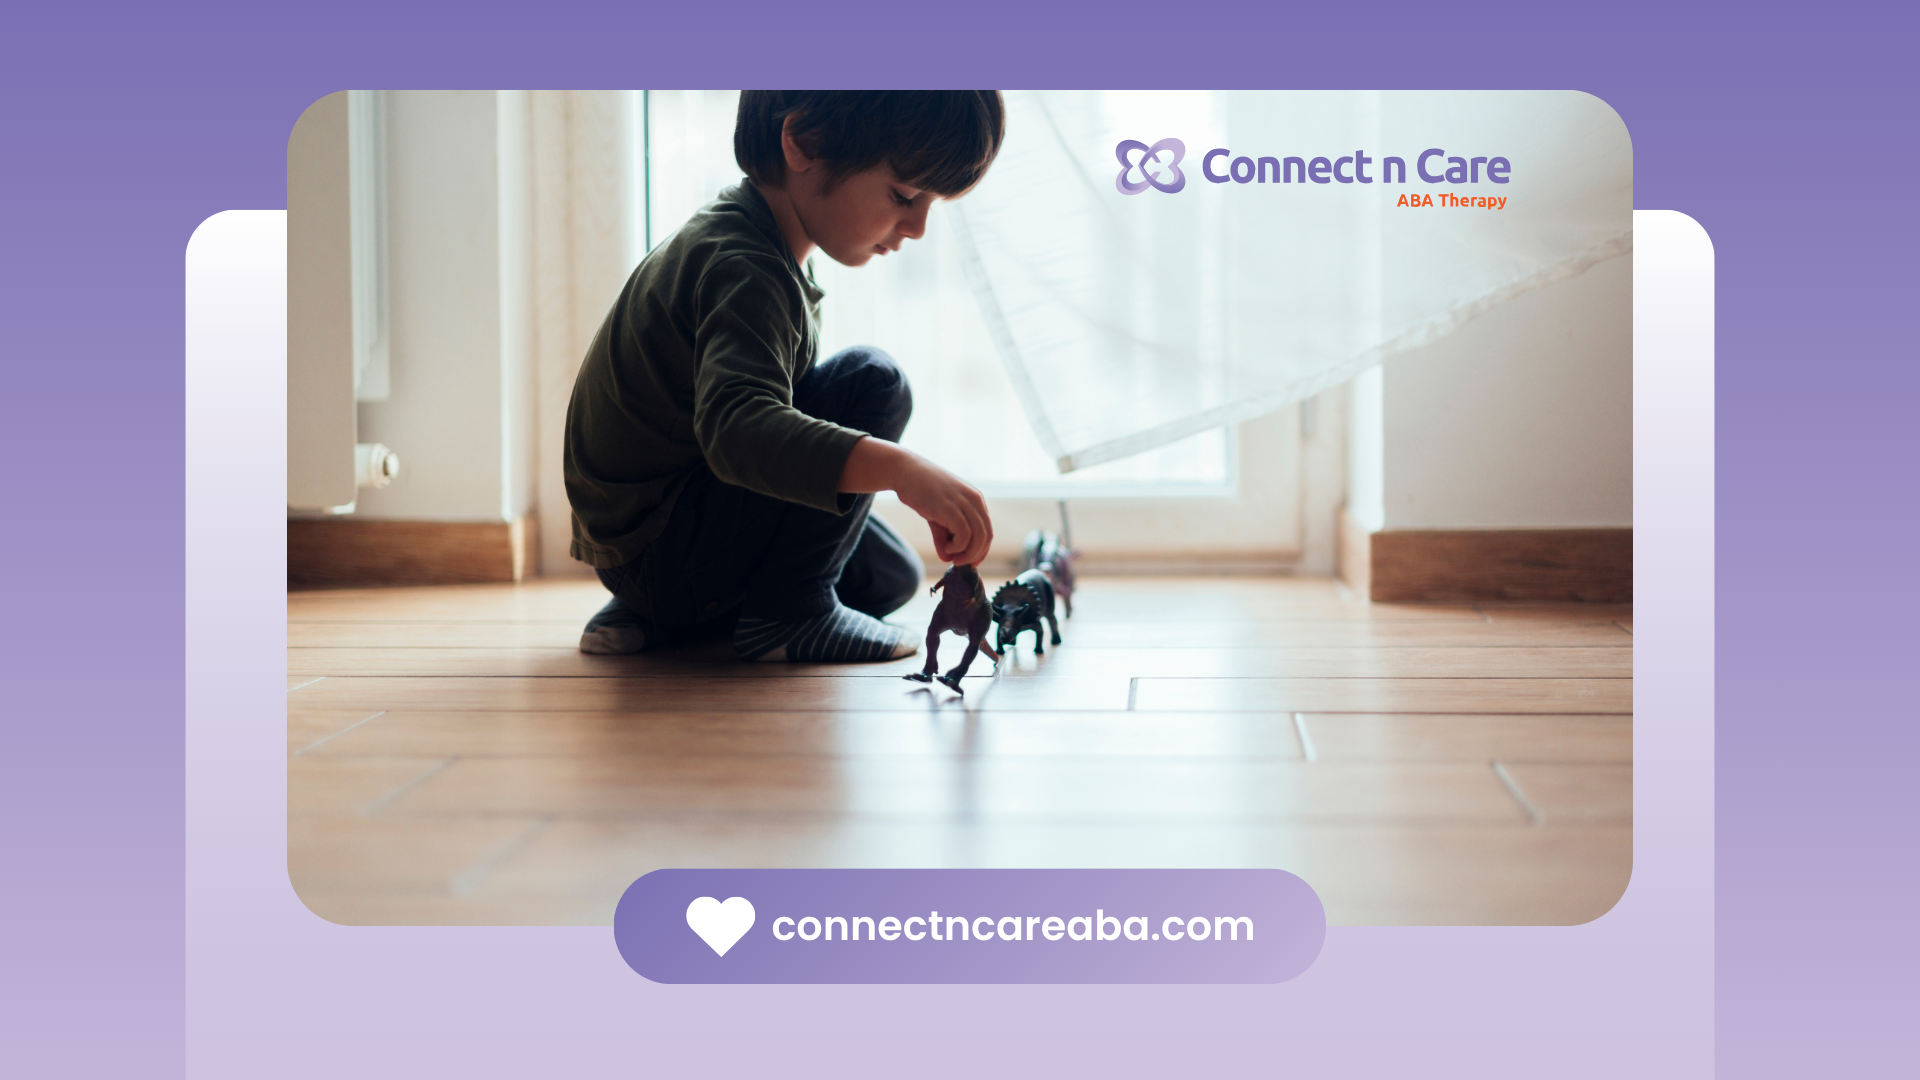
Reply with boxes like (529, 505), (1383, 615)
(686, 895), (755, 956)
(1115, 138), (1186, 195)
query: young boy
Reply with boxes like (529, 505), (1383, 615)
(564, 91), (1005, 661)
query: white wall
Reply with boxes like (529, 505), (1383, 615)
(350, 90), (537, 523)
(286, 94), (357, 510)
(287, 89), (641, 575)
(529, 91), (641, 576)
(1345, 365), (1384, 532)
(1349, 254), (1632, 531)
(497, 91), (537, 524)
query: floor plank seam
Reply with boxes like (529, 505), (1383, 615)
(450, 819), (550, 897)
(293, 711), (387, 756)
(1491, 762), (1545, 825)
(357, 810), (1574, 827)
(353, 807), (1628, 822)
(284, 638), (1635, 645)
(285, 674), (1640, 681)
(287, 708), (1633, 718)
(301, 752), (1347, 765)
(362, 757), (457, 815)
(291, 709), (1635, 717)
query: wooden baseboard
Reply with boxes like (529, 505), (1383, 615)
(1338, 508), (1630, 603)
(289, 513), (539, 588)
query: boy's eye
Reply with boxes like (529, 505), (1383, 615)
(891, 189), (914, 207)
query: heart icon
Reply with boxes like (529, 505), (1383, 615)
(685, 896), (755, 957)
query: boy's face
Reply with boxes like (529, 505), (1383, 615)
(788, 162), (939, 268)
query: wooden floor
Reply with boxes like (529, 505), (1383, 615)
(287, 576), (1632, 926)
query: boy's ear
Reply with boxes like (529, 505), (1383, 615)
(780, 116), (817, 181)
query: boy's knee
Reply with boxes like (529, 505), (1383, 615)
(826, 346), (912, 438)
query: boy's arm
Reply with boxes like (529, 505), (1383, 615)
(691, 254), (993, 566)
(839, 436), (993, 567)
(690, 256), (864, 515)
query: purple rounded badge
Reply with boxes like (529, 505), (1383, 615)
(616, 868), (1324, 984)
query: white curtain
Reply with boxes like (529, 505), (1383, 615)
(953, 90), (1633, 472)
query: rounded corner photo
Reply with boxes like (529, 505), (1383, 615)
(283, 88), (1633, 933)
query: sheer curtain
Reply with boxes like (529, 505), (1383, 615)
(953, 90), (1633, 472)
(648, 90), (1234, 495)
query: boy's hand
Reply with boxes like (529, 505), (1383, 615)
(839, 437), (993, 567)
(897, 459), (993, 566)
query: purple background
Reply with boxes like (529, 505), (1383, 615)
(615, 869), (1325, 982)
(3, 3), (1911, 1077)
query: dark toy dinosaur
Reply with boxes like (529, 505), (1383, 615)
(903, 564), (1002, 694)
(1019, 529), (1076, 619)
(992, 568), (1062, 654)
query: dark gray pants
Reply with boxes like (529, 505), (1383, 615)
(595, 346), (925, 634)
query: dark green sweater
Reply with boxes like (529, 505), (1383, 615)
(564, 182), (864, 569)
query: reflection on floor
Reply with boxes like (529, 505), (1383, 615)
(287, 576), (1631, 926)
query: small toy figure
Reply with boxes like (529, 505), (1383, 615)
(903, 564), (1002, 695)
(992, 568), (1062, 654)
(1019, 529), (1076, 619)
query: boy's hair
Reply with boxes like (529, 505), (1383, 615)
(734, 91), (1006, 197)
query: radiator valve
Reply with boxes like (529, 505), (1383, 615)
(355, 443), (400, 489)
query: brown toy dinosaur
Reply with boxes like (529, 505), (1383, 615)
(902, 564), (1002, 694)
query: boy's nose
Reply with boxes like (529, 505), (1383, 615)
(900, 205), (930, 240)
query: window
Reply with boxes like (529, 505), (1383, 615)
(642, 91), (1321, 567)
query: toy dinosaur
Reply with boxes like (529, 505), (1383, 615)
(992, 568), (1063, 654)
(902, 564), (1001, 694)
(1019, 529), (1076, 619)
